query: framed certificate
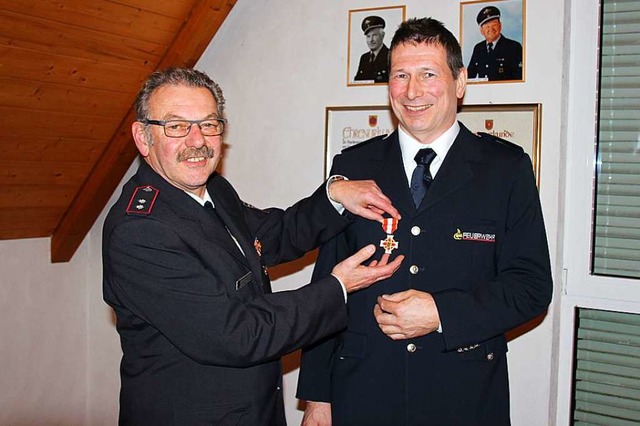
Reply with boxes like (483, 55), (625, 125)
(324, 105), (397, 178)
(458, 103), (542, 185)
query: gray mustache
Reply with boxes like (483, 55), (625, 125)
(177, 146), (214, 162)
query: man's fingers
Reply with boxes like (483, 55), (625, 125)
(379, 290), (410, 302)
(347, 244), (376, 266)
(378, 253), (391, 266)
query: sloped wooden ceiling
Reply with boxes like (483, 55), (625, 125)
(0, 0), (236, 262)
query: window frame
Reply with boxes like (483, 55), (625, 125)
(556, 0), (640, 423)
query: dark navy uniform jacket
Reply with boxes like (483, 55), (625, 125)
(354, 44), (390, 83)
(103, 160), (351, 425)
(468, 35), (523, 81)
(297, 125), (552, 426)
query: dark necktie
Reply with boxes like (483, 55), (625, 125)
(410, 148), (437, 208)
(487, 42), (494, 53)
(204, 201), (222, 223)
(370, 52), (375, 63)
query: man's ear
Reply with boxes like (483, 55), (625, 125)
(456, 67), (468, 99)
(132, 121), (150, 157)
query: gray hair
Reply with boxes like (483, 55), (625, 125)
(134, 67), (226, 121)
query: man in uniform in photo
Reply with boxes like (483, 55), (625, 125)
(467, 6), (523, 81)
(354, 15), (390, 83)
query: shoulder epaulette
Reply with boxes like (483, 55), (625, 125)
(477, 132), (524, 152)
(126, 185), (159, 215)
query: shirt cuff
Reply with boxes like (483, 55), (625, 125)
(330, 273), (348, 303)
(326, 175), (348, 214)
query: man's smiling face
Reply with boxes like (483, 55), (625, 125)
(132, 84), (223, 198)
(388, 42), (467, 144)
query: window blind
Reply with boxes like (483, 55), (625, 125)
(572, 308), (640, 424)
(593, 0), (640, 278)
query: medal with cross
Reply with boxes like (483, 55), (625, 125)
(379, 218), (399, 254)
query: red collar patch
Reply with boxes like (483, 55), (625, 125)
(126, 186), (159, 215)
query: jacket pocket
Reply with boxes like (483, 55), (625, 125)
(337, 330), (368, 360)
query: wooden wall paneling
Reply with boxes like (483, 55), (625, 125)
(51, 0), (238, 262)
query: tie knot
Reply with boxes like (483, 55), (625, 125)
(487, 42), (494, 52)
(204, 201), (214, 210)
(414, 148), (436, 166)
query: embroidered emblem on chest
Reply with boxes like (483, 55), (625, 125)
(453, 228), (496, 243)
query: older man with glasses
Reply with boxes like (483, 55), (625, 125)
(102, 67), (404, 425)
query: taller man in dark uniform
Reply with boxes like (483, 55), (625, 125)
(354, 16), (390, 83)
(102, 67), (404, 425)
(467, 6), (523, 81)
(298, 18), (552, 425)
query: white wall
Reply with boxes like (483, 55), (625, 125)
(0, 0), (570, 424)
(196, 0), (566, 425)
(0, 238), (88, 425)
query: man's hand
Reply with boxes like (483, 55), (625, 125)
(301, 401), (332, 426)
(332, 245), (404, 293)
(374, 289), (440, 339)
(329, 179), (400, 222)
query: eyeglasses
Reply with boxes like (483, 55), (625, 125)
(142, 118), (226, 138)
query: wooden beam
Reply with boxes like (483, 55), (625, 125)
(51, 0), (237, 262)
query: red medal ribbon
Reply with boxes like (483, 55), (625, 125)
(381, 218), (398, 234)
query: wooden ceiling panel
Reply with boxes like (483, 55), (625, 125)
(0, 11), (164, 69)
(112, 0), (197, 17)
(0, 185), (76, 209)
(0, 136), (104, 164)
(0, 207), (63, 240)
(0, 45), (152, 92)
(0, 0), (190, 44)
(0, 161), (92, 186)
(4, 108), (121, 141)
(0, 77), (135, 118)
(0, 0), (237, 258)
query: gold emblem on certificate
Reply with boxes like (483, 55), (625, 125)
(379, 218), (399, 254)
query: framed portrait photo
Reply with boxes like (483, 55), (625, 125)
(460, 0), (526, 84)
(347, 6), (406, 87)
(457, 103), (541, 185)
(324, 106), (397, 178)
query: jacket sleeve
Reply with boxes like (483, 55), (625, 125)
(434, 154), (553, 351)
(104, 217), (347, 368)
(237, 179), (351, 268)
(467, 44), (480, 78)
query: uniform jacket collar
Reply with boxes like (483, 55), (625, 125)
(368, 124), (480, 216)
(133, 161), (254, 270)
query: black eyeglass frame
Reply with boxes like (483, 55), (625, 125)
(141, 118), (227, 138)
